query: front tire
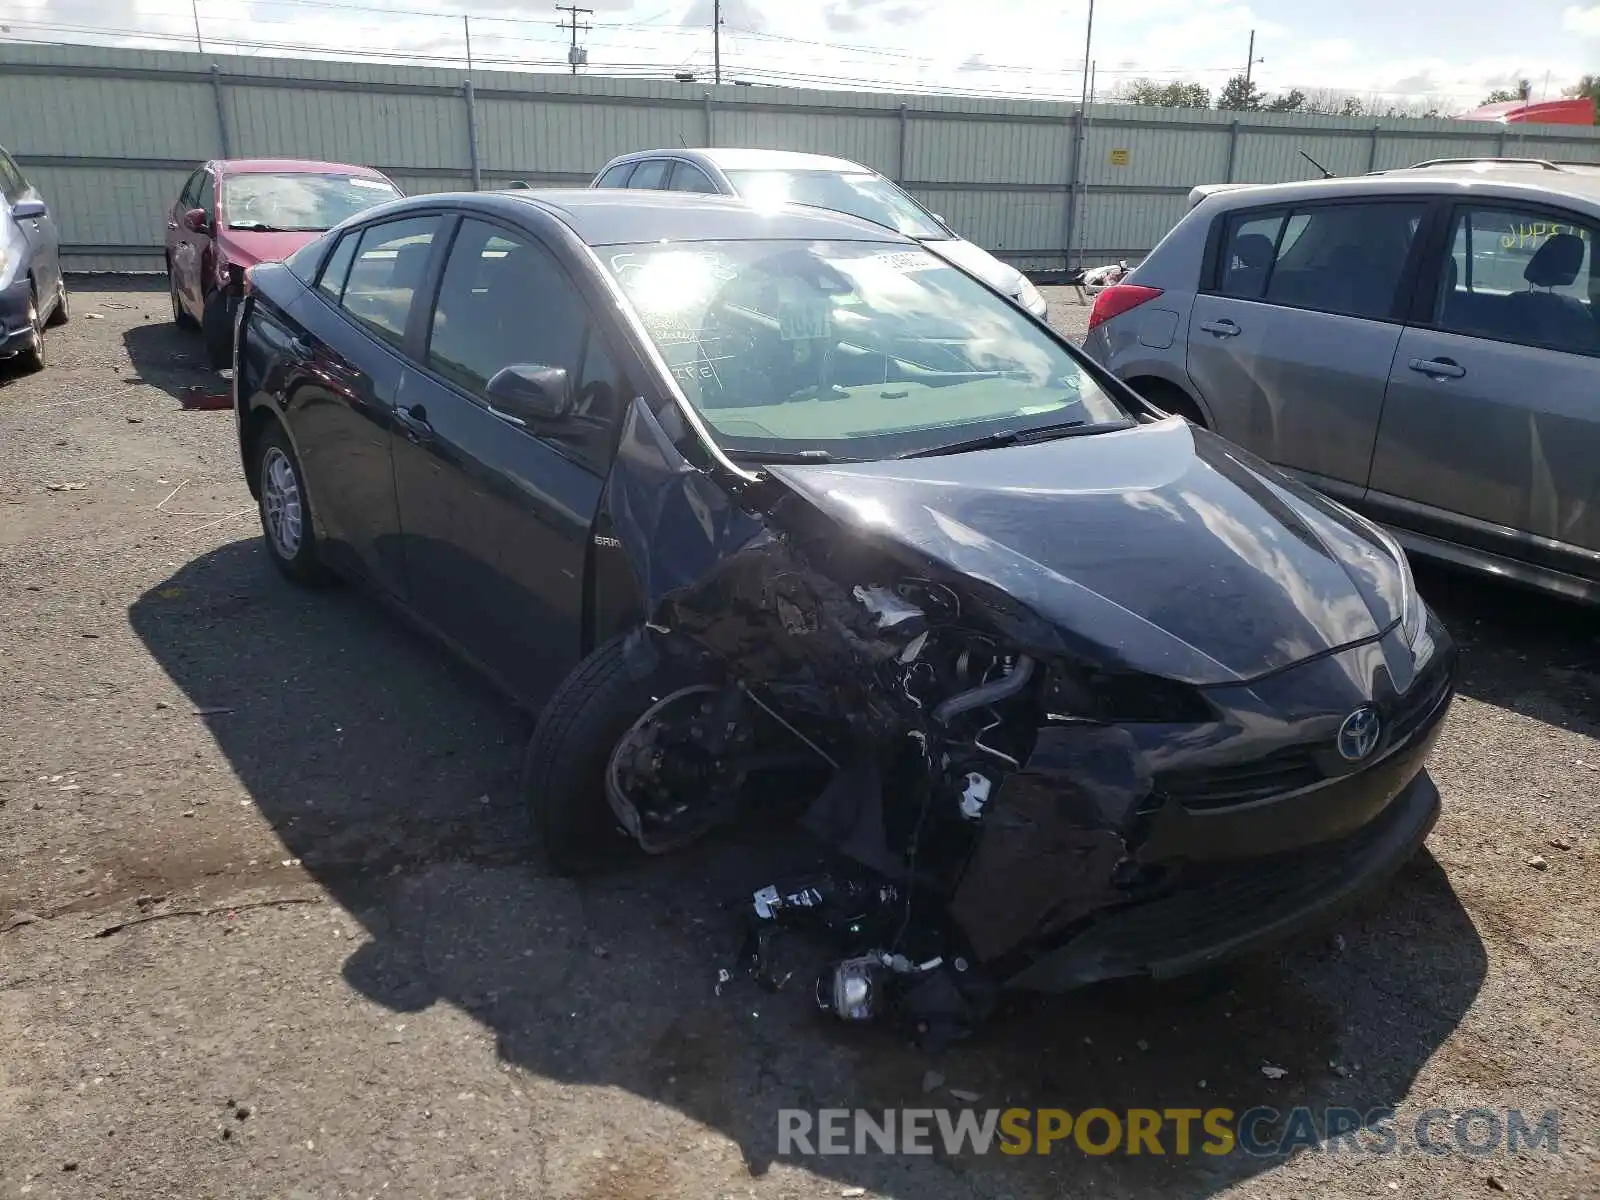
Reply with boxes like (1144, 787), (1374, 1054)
(203, 289), (238, 371)
(13, 288), (44, 374)
(522, 635), (686, 875)
(254, 422), (329, 586)
(170, 266), (198, 330)
(45, 277), (69, 327)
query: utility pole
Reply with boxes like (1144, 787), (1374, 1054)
(713, 0), (722, 85)
(1244, 29), (1263, 91)
(463, 15), (473, 75)
(191, 0), (204, 53)
(556, 4), (592, 75)
(1069, 0), (1094, 272)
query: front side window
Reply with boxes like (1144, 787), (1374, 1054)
(338, 215), (441, 346)
(178, 169), (203, 210)
(723, 169), (946, 240)
(428, 219), (585, 396)
(604, 239), (1129, 461)
(196, 171), (216, 218)
(667, 163), (719, 193)
(1435, 206), (1598, 357)
(0, 153), (24, 202)
(1214, 202), (1425, 320)
(223, 172), (401, 233)
(595, 162), (635, 188)
(627, 160), (670, 190)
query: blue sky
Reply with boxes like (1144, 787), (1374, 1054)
(20, 0), (1600, 110)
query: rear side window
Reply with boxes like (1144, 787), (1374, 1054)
(627, 159), (670, 189)
(1435, 206), (1598, 357)
(1213, 201), (1426, 321)
(595, 162), (635, 188)
(337, 215), (442, 347)
(314, 231), (359, 299)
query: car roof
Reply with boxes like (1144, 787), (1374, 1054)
(1196, 161), (1600, 214)
(497, 187), (915, 246)
(216, 158), (391, 179)
(614, 147), (871, 174)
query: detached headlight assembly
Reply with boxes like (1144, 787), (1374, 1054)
(1015, 278), (1046, 314)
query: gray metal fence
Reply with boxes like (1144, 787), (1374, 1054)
(3, 42), (1598, 274)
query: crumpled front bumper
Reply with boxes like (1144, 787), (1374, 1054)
(1006, 769), (1440, 991)
(0, 278), (36, 357)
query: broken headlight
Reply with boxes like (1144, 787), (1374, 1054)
(1044, 662), (1213, 725)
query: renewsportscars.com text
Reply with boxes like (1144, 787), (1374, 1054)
(778, 1106), (1562, 1159)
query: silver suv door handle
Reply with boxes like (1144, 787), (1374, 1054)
(1199, 319), (1240, 337)
(1408, 357), (1466, 380)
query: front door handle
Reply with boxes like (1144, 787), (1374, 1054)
(1199, 318), (1241, 337)
(1408, 357), (1466, 380)
(395, 403), (434, 441)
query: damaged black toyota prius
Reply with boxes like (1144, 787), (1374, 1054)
(235, 189), (1456, 1032)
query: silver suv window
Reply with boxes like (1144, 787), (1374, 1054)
(1212, 201), (1426, 321)
(1435, 205), (1598, 357)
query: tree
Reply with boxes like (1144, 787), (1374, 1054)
(1216, 74), (1264, 111)
(1265, 88), (1306, 112)
(1117, 78), (1211, 108)
(1482, 78), (1532, 104)
(1567, 74), (1600, 122)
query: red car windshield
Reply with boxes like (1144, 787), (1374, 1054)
(223, 172), (400, 233)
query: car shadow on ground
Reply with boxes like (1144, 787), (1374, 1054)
(129, 536), (1488, 1199)
(1415, 561), (1600, 726)
(102, 276), (222, 403)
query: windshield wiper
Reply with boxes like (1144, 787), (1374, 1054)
(727, 448), (837, 464)
(227, 221), (289, 232)
(896, 418), (1098, 459)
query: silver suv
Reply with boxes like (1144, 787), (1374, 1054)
(1085, 160), (1600, 604)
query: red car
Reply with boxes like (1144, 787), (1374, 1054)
(165, 158), (402, 368)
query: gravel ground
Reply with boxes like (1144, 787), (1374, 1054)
(0, 279), (1596, 1200)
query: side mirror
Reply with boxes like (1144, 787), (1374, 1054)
(486, 363), (571, 424)
(183, 207), (210, 233)
(11, 198), (46, 220)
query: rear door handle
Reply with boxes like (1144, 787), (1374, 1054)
(1199, 318), (1240, 337)
(1408, 357), (1466, 380)
(396, 403), (434, 441)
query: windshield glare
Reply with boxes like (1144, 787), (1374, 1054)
(224, 172), (401, 232)
(604, 239), (1129, 461)
(724, 169), (947, 241)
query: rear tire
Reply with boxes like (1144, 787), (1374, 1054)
(1131, 379), (1206, 427)
(521, 635), (695, 876)
(254, 421), (330, 587)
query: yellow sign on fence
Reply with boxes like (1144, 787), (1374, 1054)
(1108, 148), (1131, 166)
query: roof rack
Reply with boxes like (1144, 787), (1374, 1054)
(1406, 157), (1566, 171)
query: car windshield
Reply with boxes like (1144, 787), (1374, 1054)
(603, 239), (1130, 462)
(723, 169), (947, 241)
(223, 172), (401, 232)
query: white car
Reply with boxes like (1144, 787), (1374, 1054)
(589, 147), (1048, 320)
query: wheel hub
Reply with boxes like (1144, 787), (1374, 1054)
(261, 447), (303, 558)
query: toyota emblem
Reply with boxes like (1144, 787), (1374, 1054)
(1337, 705), (1383, 762)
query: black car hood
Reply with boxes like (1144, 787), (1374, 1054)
(767, 419), (1406, 687)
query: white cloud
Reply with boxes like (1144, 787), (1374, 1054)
(1562, 5), (1600, 36)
